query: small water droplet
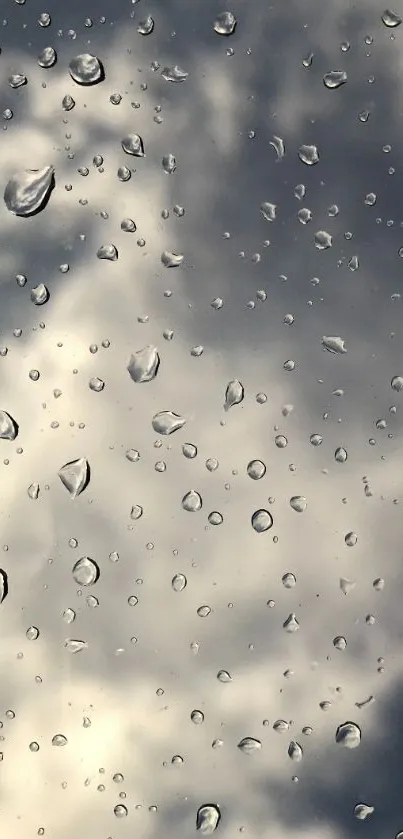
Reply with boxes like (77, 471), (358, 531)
(97, 243), (118, 261)
(333, 635), (347, 650)
(0, 410), (18, 440)
(183, 443), (197, 458)
(161, 65), (188, 83)
(191, 709), (204, 724)
(197, 605), (211, 617)
(382, 8), (401, 26)
(261, 201), (277, 221)
(58, 458), (90, 497)
(282, 572), (296, 588)
(283, 613), (300, 632)
(322, 335), (347, 354)
(335, 446), (348, 462)
(64, 638), (88, 653)
(38, 46), (57, 68)
(288, 741), (303, 761)
(138, 15), (154, 34)
(62, 94), (75, 111)
(273, 719), (289, 733)
(162, 153), (176, 174)
(114, 804), (128, 818)
(314, 230), (332, 249)
(26, 625), (39, 640)
(323, 70), (347, 89)
(31, 284), (49, 305)
(298, 144), (319, 165)
(161, 250), (184, 267)
(52, 734), (67, 746)
(217, 669), (232, 682)
(9, 73), (27, 88)
(172, 573), (187, 592)
(247, 459), (266, 480)
(354, 803), (374, 820)
(345, 531), (357, 547)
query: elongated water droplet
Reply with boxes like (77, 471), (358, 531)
(69, 53), (103, 84)
(138, 15), (154, 34)
(237, 737), (262, 754)
(38, 46), (57, 68)
(4, 166), (54, 216)
(224, 379), (244, 410)
(269, 135), (285, 160)
(64, 638), (87, 653)
(298, 144), (319, 165)
(196, 804), (221, 834)
(121, 133), (145, 156)
(58, 457), (90, 497)
(322, 335), (347, 354)
(335, 721), (361, 748)
(288, 741), (303, 761)
(162, 153), (176, 174)
(152, 411), (186, 435)
(283, 613), (300, 632)
(27, 482), (40, 499)
(261, 201), (276, 221)
(323, 70), (347, 89)
(382, 8), (401, 26)
(161, 65), (188, 83)
(97, 243), (118, 261)
(182, 490), (202, 511)
(72, 556), (100, 586)
(31, 283), (49, 305)
(52, 734), (67, 746)
(161, 250), (184, 267)
(127, 346), (160, 383)
(0, 569), (8, 603)
(197, 605), (211, 617)
(0, 410), (18, 440)
(251, 509), (273, 532)
(9, 73), (27, 88)
(172, 573), (187, 592)
(246, 459), (266, 479)
(290, 496), (307, 512)
(391, 375), (403, 391)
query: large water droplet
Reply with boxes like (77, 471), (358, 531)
(196, 804), (221, 834)
(72, 556), (100, 586)
(152, 411), (186, 435)
(289, 496), (307, 512)
(0, 410), (18, 440)
(247, 460), (266, 480)
(314, 230), (332, 249)
(172, 573), (187, 592)
(38, 46), (57, 68)
(138, 15), (154, 34)
(161, 65), (189, 83)
(322, 335), (347, 354)
(251, 509), (273, 532)
(97, 243), (118, 261)
(382, 8), (401, 26)
(62, 94), (75, 111)
(224, 379), (244, 410)
(323, 70), (347, 89)
(127, 346), (160, 383)
(161, 250), (184, 267)
(335, 721), (361, 748)
(214, 11), (236, 34)
(69, 53), (103, 85)
(298, 144), (319, 165)
(31, 283), (49, 305)
(121, 133), (145, 156)
(237, 737), (262, 754)
(182, 490), (202, 511)
(0, 569), (8, 603)
(4, 166), (54, 216)
(58, 457), (90, 497)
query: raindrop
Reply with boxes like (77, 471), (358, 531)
(340, 577), (356, 595)
(89, 377), (105, 392)
(4, 166), (54, 216)
(191, 709), (204, 724)
(38, 46), (57, 68)
(26, 626), (39, 640)
(62, 608), (76, 623)
(138, 15), (154, 34)
(182, 490), (203, 512)
(38, 12), (51, 26)
(335, 721), (361, 748)
(214, 11), (236, 34)
(161, 250), (184, 267)
(117, 165), (131, 182)
(183, 443), (197, 458)
(322, 336), (347, 354)
(288, 741), (303, 761)
(333, 635), (347, 650)
(275, 435), (288, 448)
(31, 284), (49, 305)
(130, 504), (143, 520)
(62, 94), (75, 111)
(217, 669), (232, 682)
(172, 573), (187, 592)
(114, 805), (128, 818)
(121, 134), (145, 156)
(162, 154), (176, 174)
(283, 613), (300, 632)
(289, 496), (307, 512)
(58, 457), (90, 498)
(121, 218), (136, 232)
(269, 136), (285, 160)
(298, 144), (319, 165)
(310, 433), (323, 446)
(208, 511), (223, 525)
(161, 65), (188, 83)
(9, 74), (27, 88)
(64, 638), (88, 653)
(261, 201), (277, 221)
(72, 556), (100, 586)
(382, 9), (401, 26)
(282, 572), (296, 588)
(251, 509), (273, 532)
(237, 737), (262, 754)
(197, 605), (211, 617)
(196, 804), (221, 834)
(224, 379), (244, 410)
(391, 375), (403, 391)
(323, 70), (347, 88)
(152, 411), (186, 435)
(247, 459), (266, 479)
(354, 804), (374, 820)
(52, 734), (67, 747)
(273, 719), (289, 733)
(127, 346), (160, 383)
(345, 532), (357, 547)
(314, 230), (332, 249)
(335, 446), (348, 462)
(0, 410), (18, 440)
(97, 244), (118, 261)
(69, 53), (103, 84)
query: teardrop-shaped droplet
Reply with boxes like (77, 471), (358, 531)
(152, 411), (186, 435)
(214, 11), (237, 34)
(161, 65), (189, 83)
(58, 457), (90, 497)
(322, 335), (347, 354)
(298, 144), (319, 165)
(64, 638), (87, 653)
(38, 46), (57, 68)
(323, 70), (347, 89)
(196, 804), (221, 835)
(182, 490), (202, 512)
(289, 495), (307, 513)
(260, 201), (277, 221)
(4, 166), (54, 216)
(62, 94), (75, 111)
(97, 243), (118, 261)
(382, 8), (401, 26)
(224, 379), (244, 410)
(52, 734), (67, 746)
(217, 669), (232, 682)
(162, 153), (176, 174)
(121, 133), (145, 156)
(31, 283), (49, 305)
(288, 741), (303, 761)
(237, 737), (262, 754)
(0, 410), (18, 440)
(335, 721), (361, 748)
(172, 573), (187, 592)
(161, 250), (184, 267)
(251, 509), (273, 532)
(354, 803), (374, 820)
(72, 556), (100, 586)
(127, 345), (160, 383)
(270, 135), (285, 160)
(0, 569), (8, 603)
(69, 53), (103, 85)
(283, 612), (300, 632)
(138, 15), (154, 34)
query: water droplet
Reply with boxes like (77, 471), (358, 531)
(323, 70), (347, 89)
(373, 577), (385, 591)
(138, 15), (154, 34)
(314, 230), (332, 249)
(0, 410), (18, 440)
(26, 625), (39, 640)
(127, 346), (160, 383)
(237, 737), (262, 754)
(0, 569), (8, 603)
(64, 638), (88, 653)
(269, 135), (285, 160)
(31, 284), (49, 305)
(69, 53), (103, 85)
(247, 459), (266, 480)
(4, 166), (54, 216)
(261, 201), (277, 221)
(197, 605), (211, 617)
(275, 434), (288, 448)
(335, 721), (361, 748)
(130, 504), (143, 520)
(29, 741), (40, 752)
(224, 379), (244, 410)
(52, 734), (67, 746)
(340, 577), (356, 595)
(38, 46), (57, 68)
(345, 531), (357, 547)
(62, 94), (75, 111)
(208, 511), (223, 525)
(121, 218), (136, 232)
(97, 243), (118, 261)
(196, 804), (221, 834)
(114, 805), (128, 818)
(322, 335), (347, 354)
(182, 490), (202, 512)
(251, 509), (273, 532)
(161, 250), (184, 267)
(38, 12), (51, 26)
(298, 144), (319, 165)
(9, 73), (27, 88)
(273, 719), (289, 733)
(72, 556), (100, 586)
(152, 411), (186, 435)
(282, 572), (296, 588)
(297, 208), (312, 224)
(335, 446), (348, 462)
(382, 8), (401, 26)
(58, 458), (90, 497)
(117, 165), (131, 182)
(310, 433), (323, 446)
(288, 741), (303, 761)
(191, 709), (204, 724)
(214, 11), (236, 34)
(289, 496), (307, 513)
(63, 607), (76, 623)
(162, 153), (176, 174)
(391, 375), (403, 391)
(182, 443), (197, 458)
(283, 613), (300, 632)
(161, 65), (188, 83)
(89, 377), (105, 393)
(172, 573), (187, 592)
(333, 635), (347, 650)
(217, 669), (232, 682)
(354, 803), (374, 820)
(121, 133), (145, 156)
